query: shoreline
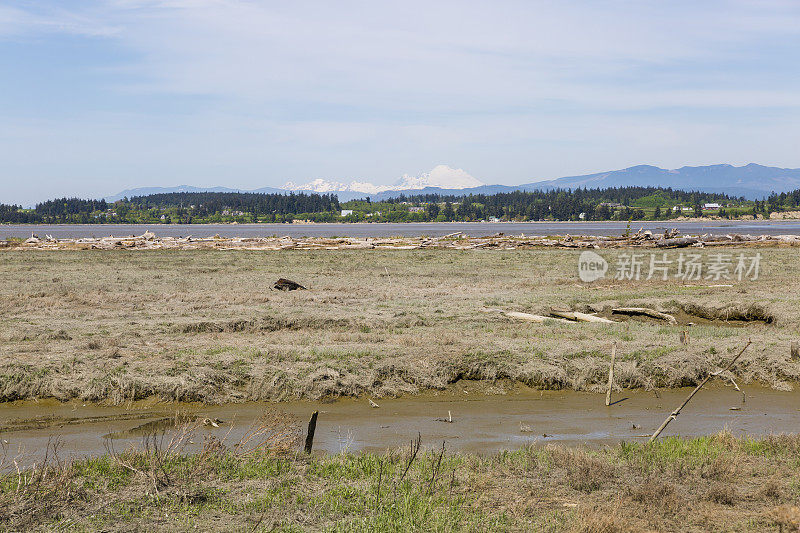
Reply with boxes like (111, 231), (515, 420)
(4, 231), (800, 251)
(4, 218), (800, 226)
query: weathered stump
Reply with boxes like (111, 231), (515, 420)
(304, 411), (319, 454)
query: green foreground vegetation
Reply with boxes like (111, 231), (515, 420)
(3, 186), (800, 224)
(3, 431), (800, 531)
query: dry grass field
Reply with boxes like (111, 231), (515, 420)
(1, 247), (799, 404)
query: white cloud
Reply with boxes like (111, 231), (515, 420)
(9, 1), (800, 110)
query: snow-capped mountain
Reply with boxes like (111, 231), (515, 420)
(282, 165), (484, 194)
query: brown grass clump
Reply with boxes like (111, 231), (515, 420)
(771, 505), (800, 532)
(571, 502), (635, 533)
(233, 408), (302, 455)
(757, 478), (785, 501)
(548, 446), (615, 493)
(626, 479), (682, 516)
(705, 482), (738, 505)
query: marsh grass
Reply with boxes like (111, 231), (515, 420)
(1, 248), (799, 404)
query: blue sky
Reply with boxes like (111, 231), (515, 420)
(2, 0), (800, 205)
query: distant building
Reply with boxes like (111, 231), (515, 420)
(599, 202), (624, 209)
(341, 209), (353, 216)
(408, 206), (424, 213)
(703, 203), (722, 210)
(488, 216), (501, 223)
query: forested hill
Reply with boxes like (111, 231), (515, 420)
(2, 186), (800, 224)
(125, 192), (340, 217)
(391, 186), (736, 206)
(384, 187), (740, 221)
(0, 192), (340, 224)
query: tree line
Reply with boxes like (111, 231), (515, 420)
(0, 192), (340, 224)
(1, 186), (799, 224)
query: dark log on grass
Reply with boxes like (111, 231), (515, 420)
(274, 278), (306, 291)
(649, 340), (751, 443)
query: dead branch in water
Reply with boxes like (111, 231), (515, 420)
(606, 342), (617, 406)
(304, 411), (318, 454)
(649, 339), (752, 443)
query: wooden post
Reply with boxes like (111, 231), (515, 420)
(304, 411), (318, 454)
(605, 342), (617, 406)
(791, 341), (799, 360)
(649, 340), (751, 443)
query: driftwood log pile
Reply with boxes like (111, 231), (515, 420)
(3, 228), (800, 251)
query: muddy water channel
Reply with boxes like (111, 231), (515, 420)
(1, 385), (799, 465)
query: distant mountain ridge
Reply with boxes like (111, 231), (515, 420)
(106, 163), (800, 202)
(528, 163), (800, 199)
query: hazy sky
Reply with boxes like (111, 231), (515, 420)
(2, 0), (800, 205)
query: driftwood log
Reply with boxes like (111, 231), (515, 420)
(8, 231), (800, 251)
(612, 307), (677, 324)
(550, 309), (615, 324)
(503, 311), (574, 324)
(656, 237), (699, 248)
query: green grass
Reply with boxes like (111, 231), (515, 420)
(4, 433), (800, 531)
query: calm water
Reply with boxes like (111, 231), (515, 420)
(0, 385), (791, 465)
(4, 221), (800, 239)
